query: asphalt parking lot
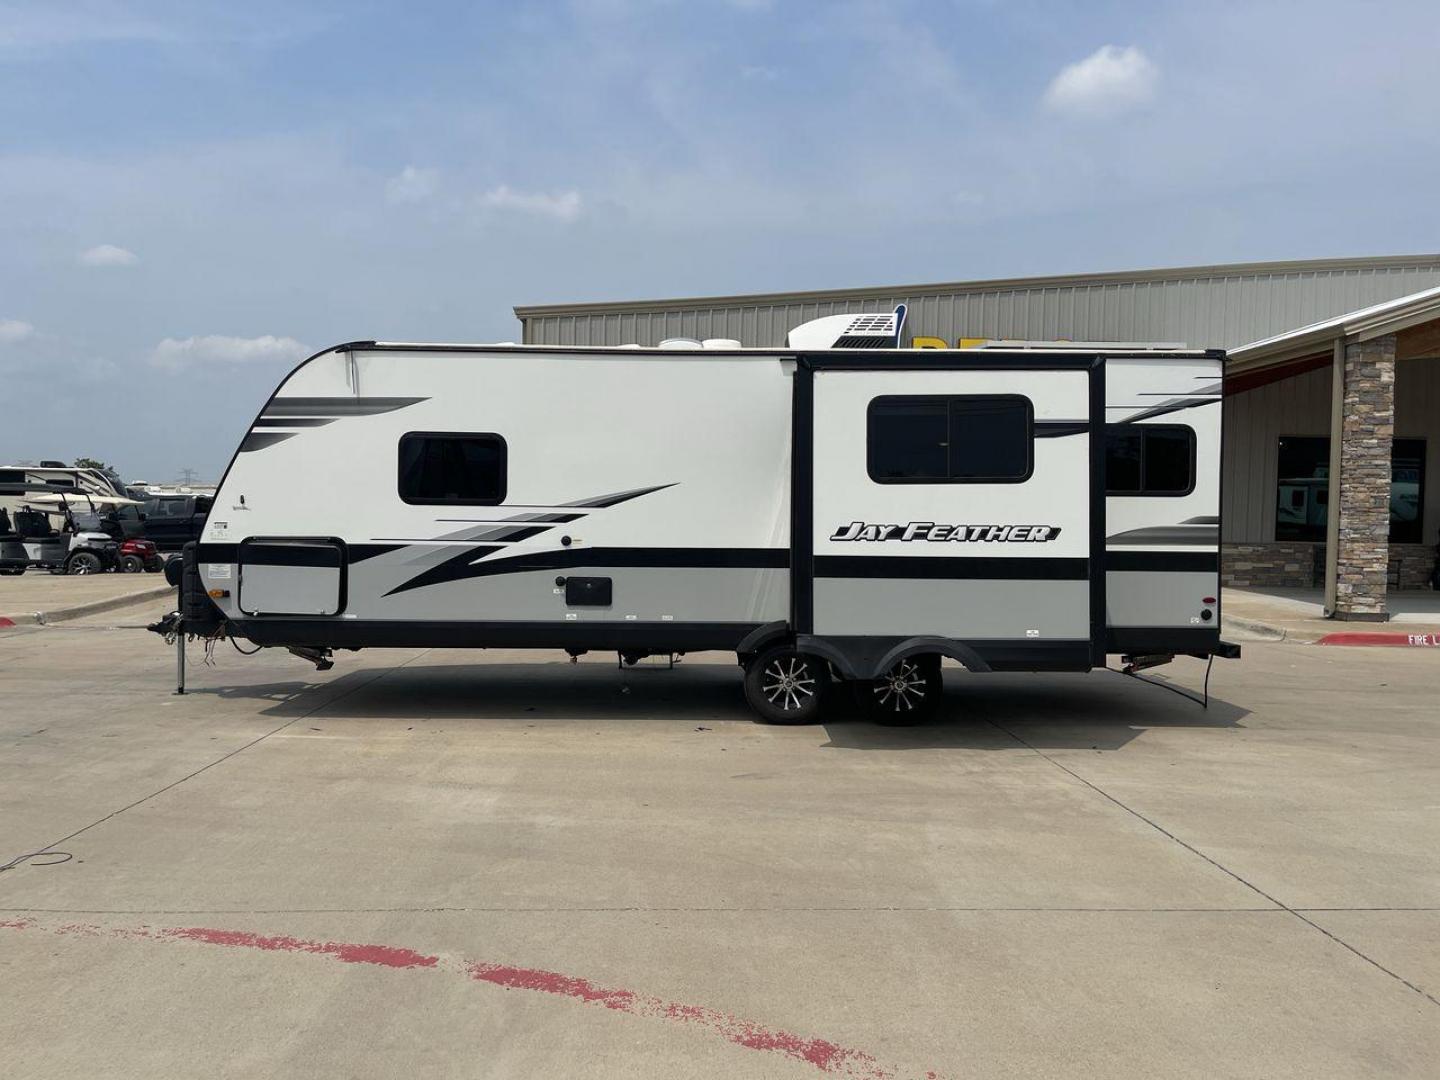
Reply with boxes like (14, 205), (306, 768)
(2, 604), (1438, 1079)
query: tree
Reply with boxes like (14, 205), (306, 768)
(74, 457), (111, 471)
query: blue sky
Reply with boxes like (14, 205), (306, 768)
(2, 0), (1439, 479)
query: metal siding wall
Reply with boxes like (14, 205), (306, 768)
(519, 262), (1440, 348)
(1221, 365), (1333, 542)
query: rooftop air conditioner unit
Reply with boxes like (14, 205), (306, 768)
(785, 305), (906, 350)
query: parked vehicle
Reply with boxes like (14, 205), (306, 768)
(0, 463), (147, 540)
(0, 494), (125, 574)
(119, 537), (163, 572)
(139, 491), (213, 553)
(156, 313), (1237, 722)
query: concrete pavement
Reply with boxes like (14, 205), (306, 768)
(0, 570), (172, 625)
(1, 613), (1437, 1078)
(1224, 586), (1440, 643)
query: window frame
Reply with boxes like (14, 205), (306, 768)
(866, 393), (1035, 485)
(1104, 423), (1197, 498)
(397, 431), (508, 507)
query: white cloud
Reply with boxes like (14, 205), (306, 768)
(1043, 45), (1158, 117)
(150, 334), (310, 371)
(79, 243), (139, 267)
(476, 184), (582, 222)
(0, 318), (35, 343)
(385, 165), (439, 204)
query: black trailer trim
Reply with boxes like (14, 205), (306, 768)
(1088, 358), (1107, 666)
(806, 354), (1104, 372)
(198, 542), (789, 573)
(790, 359), (815, 633)
(1105, 551), (1219, 573)
(814, 555), (1087, 580)
(231, 619), (765, 652)
(1106, 626), (1222, 654)
(237, 542), (344, 568)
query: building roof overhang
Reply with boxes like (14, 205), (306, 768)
(1229, 283), (1440, 373)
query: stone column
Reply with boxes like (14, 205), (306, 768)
(1328, 333), (1396, 621)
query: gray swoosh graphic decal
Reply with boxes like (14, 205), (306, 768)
(263, 396), (428, 417)
(1107, 525), (1219, 545)
(239, 432), (297, 453)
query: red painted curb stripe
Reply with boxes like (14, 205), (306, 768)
(0, 918), (937, 1079)
(1316, 632), (1440, 647)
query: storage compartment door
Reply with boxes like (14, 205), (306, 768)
(238, 539), (344, 616)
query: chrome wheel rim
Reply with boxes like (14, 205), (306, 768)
(761, 656), (816, 712)
(874, 659), (927, 712)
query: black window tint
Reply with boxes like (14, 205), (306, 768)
(948, 397), (1030, 480)
(1105, 430), (1143, 493)
(868, 395), (1031, 483)
(1143, 427), (1192, 494)
(398, 432), (507, 505)
(867, 399), (948, 480)
(149, 498), (184, 518)
(1105, 425), (1195, 496)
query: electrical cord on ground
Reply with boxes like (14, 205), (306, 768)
(0, 850), (73, 874)
(1105, 654), (1214, 709)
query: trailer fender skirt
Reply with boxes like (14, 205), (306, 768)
(735, 620), (789, 658)
(872, 637), (993, 678)
(797, 635), (993, 680)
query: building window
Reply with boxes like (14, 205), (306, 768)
(1104, 424), (1196, 496)
(867, 395), (1032, 483)
(398, 432), (507, 505)
(1275, 436), (1425, 543)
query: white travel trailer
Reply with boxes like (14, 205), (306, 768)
(161, 311), (1237, 723)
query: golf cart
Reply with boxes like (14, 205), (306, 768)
(0, 492), (138, 574)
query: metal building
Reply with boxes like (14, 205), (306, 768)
(515, 254), (1440, 621)
(516, 254), (1440, 351)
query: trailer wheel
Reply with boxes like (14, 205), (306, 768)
(66, 551), (103, 575)
(744, 645), (830, 724)
(864, 655), (942, 725)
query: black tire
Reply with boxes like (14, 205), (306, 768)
(66, 551), (104, 575)
(119, 554), (144, 573)
(0, 566), (23, 576)
(865, 655), (943, 725)
(743, 645), (830, 724)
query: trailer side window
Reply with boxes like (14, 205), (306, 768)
(1105, 425), (1195, 496)
(868, 395), (1032, 483)
(398, 432), (507, 505)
